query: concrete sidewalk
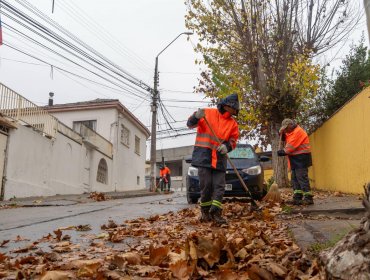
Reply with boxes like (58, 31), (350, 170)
(283, 193), (365, 252)
(292, 194), (364, 215)
(0, 189), (163, 207)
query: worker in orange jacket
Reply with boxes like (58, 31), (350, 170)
(277, 118), (313, 205)
(159, 165), (171, 192)
(187, 93), (239, 225)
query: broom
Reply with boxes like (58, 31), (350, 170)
(262, 133), (283, 203)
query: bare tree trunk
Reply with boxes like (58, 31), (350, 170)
(270, 123), (289, 188)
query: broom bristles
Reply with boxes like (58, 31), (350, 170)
(263, 183), (282, 203)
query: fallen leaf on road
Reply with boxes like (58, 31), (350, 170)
(58, 226), (75, 231)
(215, 269), (238, 280)
(95, 233), (109, 239)
(14, 235), (30, 242)
(12, 242), (38, 253)
(75, 224), (91, 231)
(247, 264), (274, 280)
(38, 270), (75, 280)
(101, 220), (118, 229)
(17, 255), (38, 265)
(0, 240), (9, 247)
(112, 252), (142, 267)
(266, 261), (287, 277)
(53, 229), (62, 241)
(0, 253), (8, 263)
(169, 260), (192, 279)
(149, 244), (169, 266)
(75, 259), (102, 278)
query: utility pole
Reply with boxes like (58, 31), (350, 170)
(150, 57), (159, 192)
(149, 32), (193, 192)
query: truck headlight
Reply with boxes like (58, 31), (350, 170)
(242, 165), (261, 176)
(188, 167), (198, 176)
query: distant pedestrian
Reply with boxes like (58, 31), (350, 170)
(159, 165), (171, 192)
(187, 93), (240, 225)
(277, 119), (313, 205)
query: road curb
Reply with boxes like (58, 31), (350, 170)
(0, 191), (162, 208)
(291, 207), (365, 215)
(107, 192), (162, 200)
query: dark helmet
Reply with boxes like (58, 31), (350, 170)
(217, 93), (240, 115)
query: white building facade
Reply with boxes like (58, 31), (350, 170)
(0, 83), (149, 200)
(46, 99), (150, 192)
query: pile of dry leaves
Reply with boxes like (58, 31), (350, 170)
(88, 192), (108, 202)
(0, 202), (325, 279)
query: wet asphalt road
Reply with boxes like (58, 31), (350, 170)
(0, 193), (192, 253)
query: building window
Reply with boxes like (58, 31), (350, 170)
(73, 120), (97, 133)
(121, 125), (130, 146)
(135, 135), (140, 155)
(97, 158), (108, 184)
(137, 176), (140, 185)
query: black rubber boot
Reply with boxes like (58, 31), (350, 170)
(302, 195), (314, 205)
(199, 206), (212, 222)
(209, 206), (227, 225)
(285, 193), (303, 206)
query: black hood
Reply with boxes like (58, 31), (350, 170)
(217, 93), (240, 115)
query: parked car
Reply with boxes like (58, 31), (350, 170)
(185, 144), (269, 204)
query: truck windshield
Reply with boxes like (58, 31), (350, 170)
(228, 147), (256, 159)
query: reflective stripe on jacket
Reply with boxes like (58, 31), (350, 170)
(188, 108), (239, 171)
(284, 125), (311, 155)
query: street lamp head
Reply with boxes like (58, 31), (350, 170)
(184, 32), (194, 35)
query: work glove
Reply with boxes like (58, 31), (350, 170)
(277, 150), (286, 156)
(194, 108), (205, 119)
(217, 144), (228, 155)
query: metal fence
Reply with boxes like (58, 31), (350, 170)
(0, 83), (57, 138)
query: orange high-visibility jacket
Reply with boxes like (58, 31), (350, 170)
(284, 125), (311, 155)
(188, 108), (239, 171)
(160, 167), (171, 177)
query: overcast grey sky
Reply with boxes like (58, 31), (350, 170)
(0, 0), (368, 154)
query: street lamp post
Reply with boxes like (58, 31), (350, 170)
(150, 32), (193, 192)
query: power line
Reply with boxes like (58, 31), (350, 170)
(3, 33), (149, 103)
(2, 17), (148, 100)
(0, 57), (48, 66)
(148, 131), (196, 141)
(1, 0), (152, 95)
(57, 0), (152, 73)
(16, 0), (152, 89)
(161, 98), (211, 103)
(4, 42), (151, 102)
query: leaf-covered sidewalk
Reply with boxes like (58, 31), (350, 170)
(0, 201), (325, 279)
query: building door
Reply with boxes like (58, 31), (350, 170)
(0, 131), (8, 199)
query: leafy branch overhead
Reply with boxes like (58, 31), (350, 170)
(185, 0), (361, 187)
(185, 0), (360, 138)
